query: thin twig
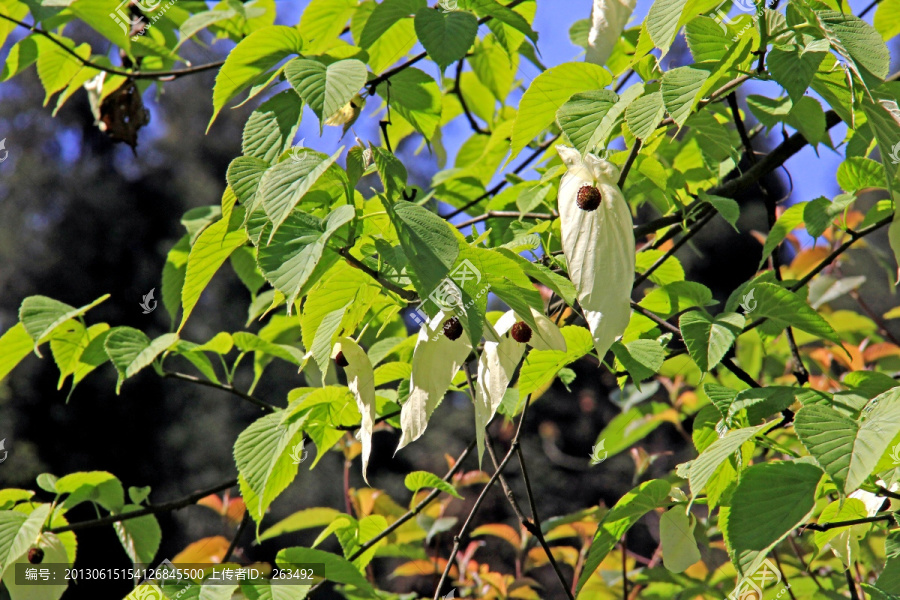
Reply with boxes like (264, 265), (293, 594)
(162, 371), (277, 412)
(441, 135), (559, 220)
(617, 139), (642, 189)
(366, 0), (528, 95)
(432, 396), (534, 600)
(633, 208), (716, 287)
(345, 440), (475, 562)
(223, 510), (251, 563)
(721, 357), (761, 388)
(803, 512), (896, 532)
(727, 92), (808, 384)
(455, 59), (490, 135)
(514, 442), (575, 600)
(0, 13), (224, 80)
(454, 211), (556, 229)
(772, 550), (798, 600)
(335, 409), (401, 431)
(338, 247), (418, 302)
(48, 479), (238, 533)
(463, 364), (570, 599)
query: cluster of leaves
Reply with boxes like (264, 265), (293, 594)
(2, 0), (900, 598)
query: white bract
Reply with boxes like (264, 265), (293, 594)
(332, 337), (376, 482)
(397, 312), (472, 452)
(474, 308), (566, 465)
(585, 0), (637, 67)
(556, 145), (635, 359)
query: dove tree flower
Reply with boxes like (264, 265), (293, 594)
(474, 308), (567, 465)
(397, 312), (473, 451)
(332, 337), (376, 482)
(585, 0), (638, 67)
(556, 145), (635, 360)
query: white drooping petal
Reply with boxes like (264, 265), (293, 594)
(3, 533), (69, 600)
(557, 145), (635, 359)
(474, 311), (526, 466)
(397, 312), (472, 451)
(585, 0), (638, 67)
(333, 338), (376, 482)
(528, 307), (568, 352)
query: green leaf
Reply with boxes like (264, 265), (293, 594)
(595, 401), (673, 459)
(176, 10), (239, 50)
(874, 0), (900, 40)
(376, 68), (442, 139)
(179, 213), (248, 332)
(241, 90), (303, 163)
(56, 471), (124, 512)
(744, 282), (842, 345)
(259, 507), (344, 542)
(758, 202), (806, 266)
(384, 200), (459, 298)
(0, 323), (34, 382)
(257, 205), (356, 309)
(795, 389), (900, 495)
(404, 471), (463, 499)
(413, 8), (478, 72)
(510, 62), (612, 161)
(235, 412), (307, 524)
(276, 546), (374, 593)
(767, 46), (825, 103)
(298, 0), (358, 54)
(679, 311), (745, 372)
(36, 41), (90, 106)
(0, 504), (51, 575)
(659, 508), (701, 573)
(684, 16), (730, 63)
(105, 329), (178, 393)
(113, 505), (161, 565)
(360, 0), (426, 48)
(625, 91), (666, 141)
(688, 424), (766, 498)
(371, 146), (408, 198)
(556, 90), (619, 154)
(611, 339), (666, 385)
(285, 59), (368, 129)
(161, 235), (190, 325)
(700, 192), (740, 231)
(517, 326), (593, 402)
(788, 96), (826, 146)
(661, 66), (708, 127)
(50, 322), (108, 390)
(726, 461), (822, 576)
(19, 294), (109, 354)
(818, 10), (890, 87)
(576, 479), (671, 594)
(837, 157), (886, 193)
(259, 148), (343, 239)
(803, 194), (855, 238)
(210, 26), (304, 126)
(646, 0), (688, 55)
(70, 0), (132, 51)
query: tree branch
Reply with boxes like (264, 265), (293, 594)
(803, 512), (896, 532)
(162, 371), (277, 412)
(345, 440), (475, 562)
(432, 395), (534, 600)
(48, 479), (239, 533)
(338, 247), (419, 302)
(0, 13), (224, 80)
(454, 211), (556, 229)
(455, 59), (490, 135)
(441, 135), (560, 220)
